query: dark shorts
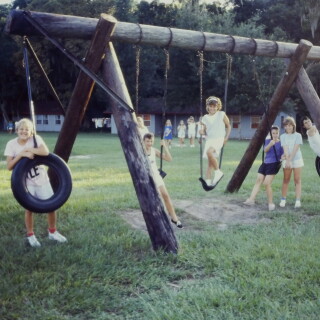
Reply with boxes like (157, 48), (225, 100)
(258, 162), (281, 176)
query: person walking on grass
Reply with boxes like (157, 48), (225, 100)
(177, 120), (186, 147)
(4, 118), (67, 247)
(200, 96), (231, 187)
(302, 116), (320, 157)
(279, 116), (304, 209)
(143, 133), (183, 228)
(244, 126), (283, 211)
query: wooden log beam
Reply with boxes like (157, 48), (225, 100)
(226, 39), (313, 193)
(102, 42), (178, 254)
(53, 14), (116, 162)
(5, 10), (320, 61)
(295, 67), (320, 128)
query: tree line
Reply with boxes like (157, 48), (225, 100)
(0, 0), (319, 124)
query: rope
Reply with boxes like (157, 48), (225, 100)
(22, 36), (37, 147)
(198, 50), (204, 179)
(160, 48), (170, 172)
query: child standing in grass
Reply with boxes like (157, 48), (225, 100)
(163, 119), (173, 148)
(279, 116), (304, 208)
(187, 116), (196, 147)
(4, 118), (67, 247)
(177, 120), (186, 147)
(136, 116), (149, 138)
(200, 96), (231, 187)
(244, 126), (283, 211)
(143, 133), (182, 228)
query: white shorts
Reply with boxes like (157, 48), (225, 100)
(203, 138), (224, 158)
(188, 132), (196, 138)
(282, 158), (304, 169)
(27, 182), (54, 200)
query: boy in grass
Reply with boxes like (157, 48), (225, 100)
(143, 133), (183, 228)
(4, 118), (67, 247)
(244, 126), (283, 211)
(200, 96), (231, 187)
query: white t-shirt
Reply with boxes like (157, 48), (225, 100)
(307, 127), (320, 157)
(188, 122), (196, 137)
(202, 111), (226, 139)
(4, 135), (50, 186)
(280, 132), (303, 161)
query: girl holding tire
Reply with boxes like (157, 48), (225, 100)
(4, 118), (67, 247)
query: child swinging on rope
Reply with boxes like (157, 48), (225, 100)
(143, 133), (183, 228)
(4, 118), (67, 247)
(200, 96), (231, 187)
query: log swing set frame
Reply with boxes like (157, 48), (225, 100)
(5, 10), (320, 253)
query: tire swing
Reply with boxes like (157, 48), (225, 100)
(11, 37), (72, 214)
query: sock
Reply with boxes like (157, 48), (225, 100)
(48, 228), (56, 234)
(27, 232), (34, 237)
(281, 197), (286, 200)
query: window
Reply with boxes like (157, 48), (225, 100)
(43, 115), (49, 125)
(36, 115), (42, 125)
(55, 115), (61, 125)
(141, 114), (151, 127)
(230, 115), (241, 129)
(251, 116), (261, 129)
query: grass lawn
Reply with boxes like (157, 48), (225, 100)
(1, 132), (320, 320)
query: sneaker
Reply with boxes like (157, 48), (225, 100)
(27, 235), (41, 247)
(268, 203), (276, 211)
(48, 231), (67, 243)
(294, 200), (301, 208)
(206, 179), (212, 186)
(171, 219), (183, 229)
(212, 170), (224, 186)
(279, 199), (286, 208)
(243, 199), (255, 206)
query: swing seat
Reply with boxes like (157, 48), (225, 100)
(315, 156), (320, 177)
(158, 168), (167, 178)
(199, 177), (216, 191)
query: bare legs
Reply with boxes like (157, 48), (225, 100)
(25, 210), (57, 234)
(281, 167), (302, 200)
(158, 185), (179, 222)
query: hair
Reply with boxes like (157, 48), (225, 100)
(15, 118), (34, 135)
(206, 96), (222, 111)
(271, 125), (279, 131)
(143, 132), (154, 140)
(301, 115), (311, 127)
(283, 116), (296, 133)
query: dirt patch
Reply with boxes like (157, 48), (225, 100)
(119, 196), (271, 232)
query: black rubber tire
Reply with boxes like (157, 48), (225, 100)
(316, 156), (320, 177)
(11, 153), (72, 213)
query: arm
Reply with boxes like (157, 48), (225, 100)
(6, 142), (49, 171)
(155, 140), (172, 162)
(223, 114), (231, 144)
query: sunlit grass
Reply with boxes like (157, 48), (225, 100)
(1, 132), (320, 319)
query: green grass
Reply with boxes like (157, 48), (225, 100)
(1, 132), (320, 319)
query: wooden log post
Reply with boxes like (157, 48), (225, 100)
(226, 39), (313, 193)
(296, 67), (320, 128)
(5, 10), (320, 61)
(53, 14), (117, 162)
(102, 41), (179, 254)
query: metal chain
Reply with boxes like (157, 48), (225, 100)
(135, 45), (141, 114)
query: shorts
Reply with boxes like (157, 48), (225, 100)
(203, 137), (224, 158)
(188, 132), (196, 138)
(282, 158), (304, 169)
(258, 162), (281, 175)
(27, 182), (54, 200)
